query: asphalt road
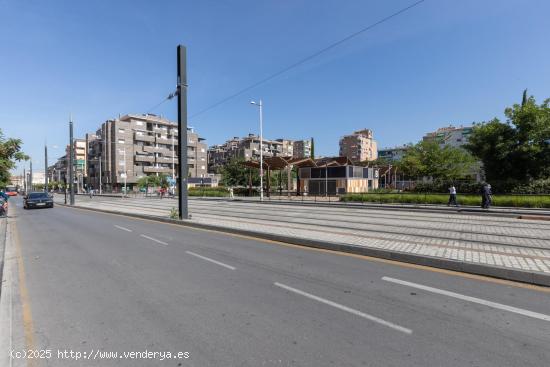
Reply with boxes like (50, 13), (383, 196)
(3, 198), (550, 366)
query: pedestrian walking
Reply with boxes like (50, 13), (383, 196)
(229, 186), (234, 199)
(481, 183), (492, 209)
(448, 185), (458, 206)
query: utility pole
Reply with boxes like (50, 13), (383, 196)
(250, 100), (263, 201)
(123, 147), (127, 195)
(69, 115), (75, 205)
(23, 167), (26, 193)
(29, 159), (33, 192)
(177, 45), (189, 219)
(44, 144), (48, 192)
(99, 156), (102, 195)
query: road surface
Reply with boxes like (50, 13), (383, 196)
(1, 198), (549, 366)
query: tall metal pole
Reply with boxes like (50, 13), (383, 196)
(99, 156), (102, 194)
(259, 100), (264, 202)
(23, 167), (26, 193)
(172, 133), (175, 183)
(44, 144), (48, 192)
(69, 115), (75, 205)
(177, 45), (189, 219)
(123, 147), (127, 195)
(29, 159), (33, 192)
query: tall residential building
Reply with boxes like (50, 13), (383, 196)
(86, 114), (207, 191)
(276, 139), (294, 157)
(292, 139), (312, 159)
(377, 145), (411, 162)
(422, 125), (473, 148)
(207, 134), (291, 173)
(339, 129), (378, 162)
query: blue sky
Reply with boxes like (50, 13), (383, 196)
(2, 0), (550, 175)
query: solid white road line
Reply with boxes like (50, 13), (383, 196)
(114, 225), (132, 232)
(381, 276), (550, 322)
(139, 234), (168, 246)
(274, 282), (413, 335)
(185, 251), (236, 270)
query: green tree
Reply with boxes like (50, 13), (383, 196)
(466, 93), (550, 182)
(399, 140), (475, 181)
(0, 129), (28, 187)
(220, 158), (259, 187)
(136, 174), (169, 189)
(310, 137), (315, 159)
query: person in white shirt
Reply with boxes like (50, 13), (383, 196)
(448, 185), (458, 206)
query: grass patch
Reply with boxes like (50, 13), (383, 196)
(340, 193), (550, 208)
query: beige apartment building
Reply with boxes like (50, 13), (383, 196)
(339, 129), (378, 162)
(87, 114), (207, 191)
(292, 139), (312, 159)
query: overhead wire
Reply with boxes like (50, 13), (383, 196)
(188, 0), (425, 120)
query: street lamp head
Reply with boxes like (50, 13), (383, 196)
(250, 101), (256, 105)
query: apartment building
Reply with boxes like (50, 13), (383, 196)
(208, 134), (296, 173)
(422, 125), (473, 148)
(339, 129), (378, 162)
(87, 114), (207, 191)
(292, 139), (312, 159)
(47, 155), (68, 183)
(377, 145), (411, 162)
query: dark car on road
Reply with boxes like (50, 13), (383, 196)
(24, 192), (54, 209)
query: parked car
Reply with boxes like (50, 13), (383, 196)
(24, 192), (54, 209)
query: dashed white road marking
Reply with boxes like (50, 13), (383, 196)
(185, 251), (236, 270)
(274, 282), (412, 334)
(382, 276), (550, 322)
(140, 234), (168, 246)
(114, 225), (132, 232)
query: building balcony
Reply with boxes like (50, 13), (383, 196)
(135, 134), (155, 143)
(142, 146), (171, 155)
(156, 137), (178, 145)
(143, 166), (172, 173)
(134, 155), (155, 163)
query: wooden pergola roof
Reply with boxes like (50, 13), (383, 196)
(241, 156), (354, 170)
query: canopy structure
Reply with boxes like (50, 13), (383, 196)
(240, 156), (355, 196)
(241, 156), (353, 170)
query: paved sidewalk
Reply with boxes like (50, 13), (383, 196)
(54, 195), (550, 286)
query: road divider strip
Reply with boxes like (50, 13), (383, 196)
(274, 282), (413, 334)
(139, 234), (168, 246)
(185, 251), (236, 270)
(382, 276), (550, 322)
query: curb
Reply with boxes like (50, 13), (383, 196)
(0, 218), (7, 299)
(56, 202), (550, 287)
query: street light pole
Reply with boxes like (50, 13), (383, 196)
(99, 156), (102, 194)
(69, 115), (75, 205)
(177, 44), (189, 219)
(44, 144), (48, 192)
(251, 99), (264, 201)
(123, 147), (127, 196)
(30, 159), (33, 192)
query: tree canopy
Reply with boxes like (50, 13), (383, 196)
(136, 174), (169, 189)
(220, 158), (260, 187)
(466, 93), (550, 182)
(398, 140), (476, 182)
(0, 129), (28, 187)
